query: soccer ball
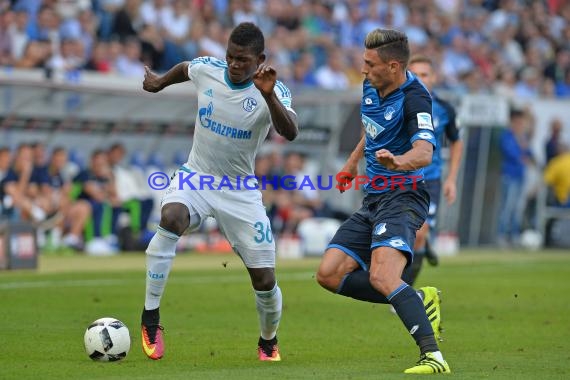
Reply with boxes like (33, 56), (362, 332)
(84, 317), (131, 362)
(519, 229), (543, 251)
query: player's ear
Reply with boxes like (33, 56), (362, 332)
(390, 61), (399, 73)
(257, 53), (266, 65)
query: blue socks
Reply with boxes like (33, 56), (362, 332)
(388, 284), (438, 354)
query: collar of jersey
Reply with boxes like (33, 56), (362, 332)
(401, 71), (415, 90)
(224, 69), (254, 90)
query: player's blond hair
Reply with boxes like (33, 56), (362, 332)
(364, 29), (409, 68)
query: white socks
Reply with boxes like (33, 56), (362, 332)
(255, 284), (282, 340)
(144, 225), (283, 343)
(431, 351), (444, 362)
(144, 227), (179, 310)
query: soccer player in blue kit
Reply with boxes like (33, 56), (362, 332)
(316, 29), (451, 374)
(139, 22), (298, 361)
(403, 54), (463, 286)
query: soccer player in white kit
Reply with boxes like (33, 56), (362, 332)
(140, 22), (298, 361)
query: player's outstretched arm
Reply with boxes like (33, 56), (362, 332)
(337, 134), (365, 193)
(143, 62), (190, 93)
(253, 64), (298, 141)
(375, 140), (433, 171)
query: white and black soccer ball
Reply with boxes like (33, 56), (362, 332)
(84, 317), (131, 362)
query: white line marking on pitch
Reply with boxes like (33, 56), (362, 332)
(0, 272), (315, 290)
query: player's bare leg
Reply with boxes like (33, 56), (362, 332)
(316, 248), (361, 293)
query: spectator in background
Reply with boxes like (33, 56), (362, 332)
(6, 8), (29, 62)
(514, 66), (541, 100)
(46, 147), (92, 251)
(291, 51), (317, 88)
(137, 0), (183, 70)
(344, 48), (364, 86)
(521, 108), (539, 232)
(13, 39), (51, 69)
(554, 68), (570, 97)
(0, 147), (12, 218)
(31, 4), (62, 53)
(74, 149), (119, 255)
(314, 49), (350, 90)
(441, 34), (474, 86)
(46, 38), (85, 78)
(110, 0), (142, 42)
(0, 144), (50, 224)
(3, 0), (570, 99)
(161, 0), (191, 48)
(543, 47), (570, 84)
(545, 118), (567, 164)
(70, 9), (97, 60)
(30, 141), (48, 173)
(497, 109), (533, 247)
(544, 146), (570, 208)
(0, 9), (14, 66)
(0, 147), (10, 180)
(181, 16), (205, 61)
(139, 0), (170, 27)
(198, 20), (226, 59)
(493, 67), (518, 100)
(84, 40), (113, 72)
(107, 143), (154, 250)
(96, 0), (126, 41)
(115, 36), (145, 77)
(29, 141), (61, 231)
(494, 28), (526, 71)
(231, 0), (261, 26)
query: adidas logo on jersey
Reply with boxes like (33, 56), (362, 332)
(204, 89), (213, 97)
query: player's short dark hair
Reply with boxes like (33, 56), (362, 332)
(51, 146), (66, 155)
(409, 54), (434, 67)
(109, 142), (125, 152)
(510, 109), (524, 120)
(91, 149), (106, 158)
(16, 143), (30, 151)
(364, 29), (409, 68)
(229, 22), (265, 56)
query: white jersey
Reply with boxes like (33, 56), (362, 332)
(186, 56), (295, 183)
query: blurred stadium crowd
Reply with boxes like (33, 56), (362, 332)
(0, 0), (570, 97)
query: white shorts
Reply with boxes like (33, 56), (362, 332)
(161, 166), (275, 268)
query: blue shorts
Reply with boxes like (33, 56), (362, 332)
(425, 179), (441, 229)
(327, 183), (429, 270)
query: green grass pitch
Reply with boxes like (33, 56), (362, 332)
(1, 250), (569, 379)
